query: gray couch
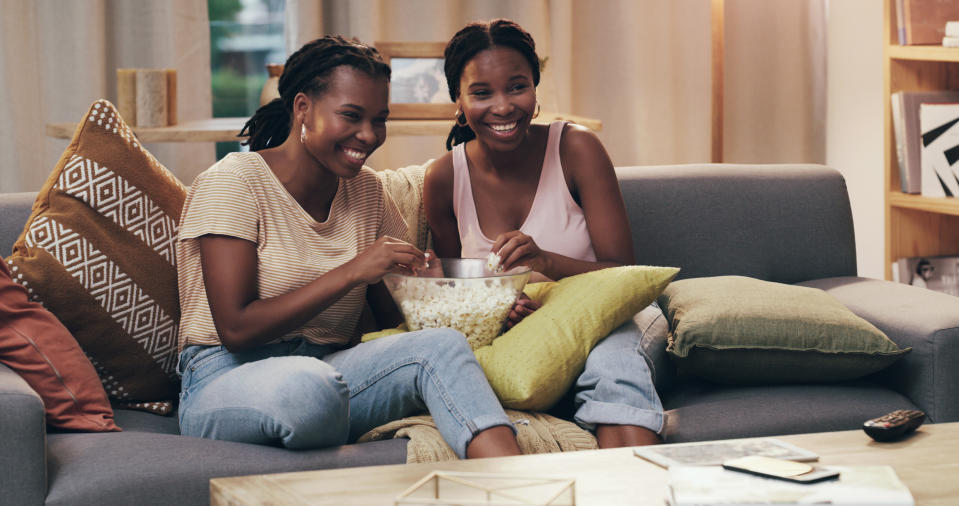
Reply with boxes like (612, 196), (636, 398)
(2, 163), (957, 505)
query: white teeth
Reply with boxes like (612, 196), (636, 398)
(343, 148), (366, 160)
(490, 122), (517, 132)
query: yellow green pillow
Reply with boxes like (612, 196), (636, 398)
(363, 265), (679, 411)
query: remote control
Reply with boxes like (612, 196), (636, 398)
(863, 409), (925, 442)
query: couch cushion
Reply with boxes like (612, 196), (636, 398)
(661, 378), (919, 443)
(0, 260), (117, 431)
(44, 433), (407, 506)
(5, 99), (185, 414)
(109, 408), (180, 434)
(657, 276), (909, 384)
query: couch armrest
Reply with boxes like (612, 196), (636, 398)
(0, 362), (47, 505)
(799, 277), (959, 423)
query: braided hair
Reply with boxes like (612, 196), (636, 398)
(443, 19), (541, 150)
(240, 35), (391, 151)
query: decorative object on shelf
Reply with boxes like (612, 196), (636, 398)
(892, 254), (959, 295)
(894, 0), (959, 45)
(918, 102), (959, 197)
(135, 69), (168, 127)
(395, 471), (575, 506)
(259, 63), (283, 106)
(116, 69), (137, 125)
(890, 90), (959, 194)
(374, 41), (457, 119)
(116, 68), (178, 127)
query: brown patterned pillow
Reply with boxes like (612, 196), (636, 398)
(6, 99), (185, 414)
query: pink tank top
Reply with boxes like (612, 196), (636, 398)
(452, 121), (597, 262)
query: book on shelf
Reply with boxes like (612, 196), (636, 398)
(919, 102), (959, 197)
(891, 91), (959, 194)
(947, 20), (959, 37)
(895, 0), (959, 45)
(944, 35), (959, 47)
(666, 465), (914, 506)
(894, 255), (959, 296)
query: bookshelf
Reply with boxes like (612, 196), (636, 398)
(884, 0), (959, 279)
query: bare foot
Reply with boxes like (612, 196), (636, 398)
(465, 425), (522, 458)
(595, 424), (661, 448)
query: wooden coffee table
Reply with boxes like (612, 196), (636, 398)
(210, 422), (959, 505)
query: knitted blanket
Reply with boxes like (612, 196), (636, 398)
(375, 161), (432, 251)
(358, 409), (598, 463)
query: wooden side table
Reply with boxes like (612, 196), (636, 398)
(46, 112), (601, 143)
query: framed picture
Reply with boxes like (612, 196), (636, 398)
(375, 41), (457, 120)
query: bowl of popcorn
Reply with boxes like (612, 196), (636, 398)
(382, 257), (532, 349)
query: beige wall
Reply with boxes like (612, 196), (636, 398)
(826, 0), (885, 279)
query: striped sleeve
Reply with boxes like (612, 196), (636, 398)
(179, 166), (259, 242)
(379, 182), (408, 241)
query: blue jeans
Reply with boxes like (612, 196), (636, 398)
(573, 303), (665, 433)
(177, 329), (513, 458)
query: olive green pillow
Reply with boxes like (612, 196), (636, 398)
(657, 276), (909, 384)
(364, 265), (680, 411)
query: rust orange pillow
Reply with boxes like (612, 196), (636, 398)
(5, 99), (185, 414)
(0, 260), (118, 431)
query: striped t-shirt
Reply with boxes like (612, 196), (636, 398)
(176, 152), (407, 351)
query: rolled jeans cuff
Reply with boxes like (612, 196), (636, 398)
(454, 413), (516, 458)
(573, 400), (665, 435)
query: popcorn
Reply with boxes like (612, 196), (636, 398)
(486, 251), (504, 273)
(390, 276), (520, 349)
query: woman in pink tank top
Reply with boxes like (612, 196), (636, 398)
(424, 19), (665, 448)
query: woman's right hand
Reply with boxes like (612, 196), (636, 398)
(348, 235), (428, 285)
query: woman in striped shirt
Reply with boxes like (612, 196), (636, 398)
(175, 36), (520, 459)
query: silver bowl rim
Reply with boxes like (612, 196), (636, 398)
(382, 257), (532, 282)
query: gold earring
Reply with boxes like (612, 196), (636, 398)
(533, 102), (541, 119)
(455, 109), (468, 127)
(300, 123), (307, 144)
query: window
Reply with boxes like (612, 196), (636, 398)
(208, 0), (286, 159)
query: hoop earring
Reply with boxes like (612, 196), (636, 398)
(533, 102), (541, 119)
(455, 110), (468, 127)
(300, 123), (307, 144)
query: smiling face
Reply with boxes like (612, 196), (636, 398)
(456, 46), (537, 152)
(297, 65), (390, 177)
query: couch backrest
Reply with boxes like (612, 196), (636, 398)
(1, 164), (859, 284)
(0, 192), (35, 257)
(616, 164), (857, 283)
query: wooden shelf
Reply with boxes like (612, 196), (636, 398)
(883, 0), (959, 279)
(886, 44), (959, 62)
(46, 111), (602, 143)
(888, 192), (959, 216)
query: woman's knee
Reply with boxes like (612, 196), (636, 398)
(184, 357), (350, 448)
(403, 328), (474, 360)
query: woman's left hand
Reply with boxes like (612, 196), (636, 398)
(505, 292), (541, 329)
(492, 230), (551, 274)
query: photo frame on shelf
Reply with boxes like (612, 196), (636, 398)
(375, 41), (457, 120)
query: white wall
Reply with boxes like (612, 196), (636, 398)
(826, 0), (885, 279)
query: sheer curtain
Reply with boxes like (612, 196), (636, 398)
(0, 0), (214, 193)
(285, 0), (826, 171)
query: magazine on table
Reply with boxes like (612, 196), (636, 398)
(633, 437), (818, 469)
(665, 464), (914, 506)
